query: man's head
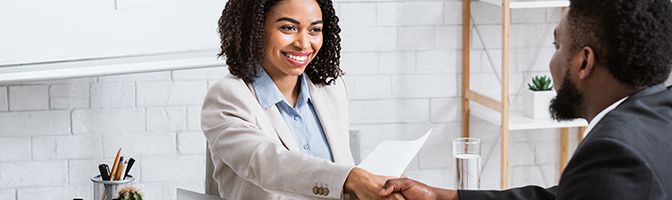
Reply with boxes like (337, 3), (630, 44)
(549, 0), (672, 121)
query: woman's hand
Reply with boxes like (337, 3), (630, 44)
(344, 167), (405, 200)
(379, 178), (458, 200)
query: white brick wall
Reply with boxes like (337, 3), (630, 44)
(32, 135), (103, 160)
(417, 51), (459, 74)
(0, 161), (67, 188)
(0, 189), (15, 200)
(72, 108), (145, 134)
(90, 82), (135, 108)
(102, 133), (177, 157)
(177, 132), (207, 155)
(0, 111), (70, 136)
(0, 86), (8, 111)
(341, 53), (378, 75)
(141, 155), (204, 182)
(379, 52), (416, 74)
(0, 1), (573, 199)
(391, 74), (458, 98)
(9, 85), (48, 111)
(146, 107), (187, 132)
(340, 27), (397, 52)
(50, 84), (89, 109)
(137, 81), (207, 106)
(187, 106), (202, 131)
(17, 186), (90, 200)
(350, 99), (430, 123)
(0, 137), (31, 161)
(399, 27), (436, 50)
(338, 3), (376, 27)
(377, 2), (444, 26)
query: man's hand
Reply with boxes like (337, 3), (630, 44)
(344, 167), (405, 200)
(378, 178), (458, 200)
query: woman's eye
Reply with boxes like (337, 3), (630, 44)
(310, 27), (323, 33)
(281, 26), (297, 31)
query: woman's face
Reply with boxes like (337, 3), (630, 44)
(262, 0), (323, 79)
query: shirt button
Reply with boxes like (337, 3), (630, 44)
(303, 144), (310, 150)
(293, 116), (300, 121)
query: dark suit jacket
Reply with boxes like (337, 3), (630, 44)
(460, 84), (672, 200)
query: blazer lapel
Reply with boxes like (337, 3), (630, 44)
(246, 83), (299, 151)
(308, 81), (350, 164)
(264, 107), (300, 151)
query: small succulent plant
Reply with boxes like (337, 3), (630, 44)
(117, 186), (143, 200)
(528, 75), (553, 91)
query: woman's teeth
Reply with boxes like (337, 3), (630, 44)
(286, 53), (308, 62)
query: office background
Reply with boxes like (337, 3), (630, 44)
(1, 0), (671, 199)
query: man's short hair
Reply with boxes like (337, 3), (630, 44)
(568, 0), (672, 88)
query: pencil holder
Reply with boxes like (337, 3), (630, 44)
(91, 175), (135, 200)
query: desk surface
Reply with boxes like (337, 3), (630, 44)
(177, 188), (225, 200)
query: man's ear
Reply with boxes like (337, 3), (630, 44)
(577, 47), (596, 80)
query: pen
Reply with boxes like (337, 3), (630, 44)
(98, 164), (110, 181)
(123, 158), (135, 180)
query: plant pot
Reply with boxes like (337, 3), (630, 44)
(522, 90), (556, 119)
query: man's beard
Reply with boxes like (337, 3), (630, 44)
(549, 71), (585, 121)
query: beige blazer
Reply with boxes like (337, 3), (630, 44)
(201, 74), (355, 199)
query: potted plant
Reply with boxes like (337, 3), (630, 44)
(522, 75), (556, 118)
(115, 186), (143, 200)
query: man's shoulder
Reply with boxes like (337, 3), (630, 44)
(587, 86), (672, 150)
(596, 86), (672, 133)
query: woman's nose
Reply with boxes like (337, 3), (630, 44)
(292, 33), (310, 50)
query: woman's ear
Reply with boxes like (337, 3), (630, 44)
(577, 47), (596, 80)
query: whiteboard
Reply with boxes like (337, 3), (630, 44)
(0, 0), (227, 66)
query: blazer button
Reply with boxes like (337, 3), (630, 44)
(324, 188), (329, 196)
(313, 186), (319, 195)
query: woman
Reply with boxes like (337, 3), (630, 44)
(201, 0), (392, 199)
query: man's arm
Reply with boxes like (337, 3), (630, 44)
(381, 137), (655, 200)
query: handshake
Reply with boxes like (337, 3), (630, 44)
(344, 167), (458, 200)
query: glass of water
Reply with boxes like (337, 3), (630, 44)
(453, 137), (481, 190)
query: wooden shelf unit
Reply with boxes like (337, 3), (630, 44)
(461, 0), (586, 188)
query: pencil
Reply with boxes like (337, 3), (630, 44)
(109, 148), (121, 181)
(115, 156), (125, 180)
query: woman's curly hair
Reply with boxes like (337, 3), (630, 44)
(567, 0), (672, 88)
(217, 0), (343, 86)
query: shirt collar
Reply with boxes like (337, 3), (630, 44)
(583, 96), (629, 137)
(252, 66), (311, 109)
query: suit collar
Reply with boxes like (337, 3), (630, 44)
(307, 80), (350, 163)
(581, 84), (668, 143)
(629, 84), (666, 99)
(252, 67), (312, 109)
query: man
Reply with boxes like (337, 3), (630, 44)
(379, 0), (672, 199)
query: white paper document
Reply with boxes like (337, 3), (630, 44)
(358, 128), (433, 176)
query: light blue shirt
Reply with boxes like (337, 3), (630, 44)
(253, 68), (334, 162)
